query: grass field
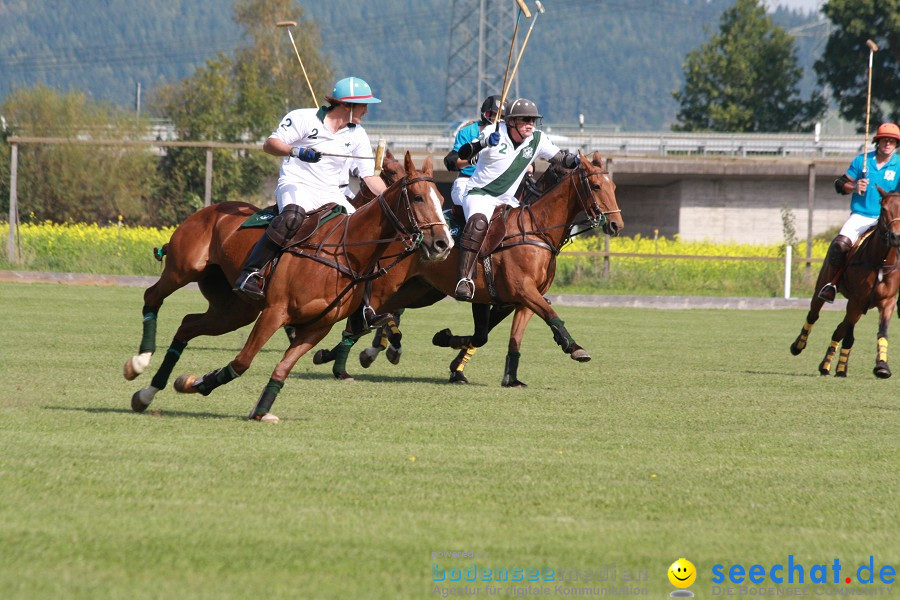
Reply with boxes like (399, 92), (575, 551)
(0, 282), (898, 599)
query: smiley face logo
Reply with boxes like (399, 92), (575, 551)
(668, 558), (697, 588)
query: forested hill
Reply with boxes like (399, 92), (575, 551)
(0, 0), (820, 131)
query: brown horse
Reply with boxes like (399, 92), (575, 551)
(790, 188), (900, 377)
(124, 152), (453, 421)
(315, 152), (623, 384)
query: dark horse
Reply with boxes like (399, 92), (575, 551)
(790, 187), (900, 378)
(123, 152), (453, 421)
(314, 152), (623, 384)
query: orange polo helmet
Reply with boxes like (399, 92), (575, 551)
(873, 123), (900, 142)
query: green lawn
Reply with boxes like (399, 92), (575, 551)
(0, 283), (897, 599)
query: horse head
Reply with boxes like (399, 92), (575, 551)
(877, 186), (900, 247)
(574, 151), (624, 237)
(392, 151), (453, 261)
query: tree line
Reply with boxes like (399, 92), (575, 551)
(1, 0), (898, 226)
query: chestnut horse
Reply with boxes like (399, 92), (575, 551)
(123, 153), (453, 421)
(315, 152), (623, 384)
(790, 188), (900, 378)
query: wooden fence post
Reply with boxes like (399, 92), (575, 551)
(7, 142), (18, 264)
(204, 148), (213, 207)
(806, 161), (815, 283)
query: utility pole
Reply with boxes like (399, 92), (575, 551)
(443, 0), (519, 123)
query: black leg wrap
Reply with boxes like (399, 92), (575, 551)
(150, 339), (188, 390)
(549, 317), (576, 353)
(503, 351), (521, 384)
(249, 378), (284, 419)
(139, 306), (158, 354)
(194, 363), (240, 397)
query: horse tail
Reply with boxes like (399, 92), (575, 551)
(153, 244), (168, 262)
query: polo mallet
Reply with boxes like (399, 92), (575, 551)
(318, 139), (386, 173)
(493, 0), (533, 130)
(500, 1), (545, 109)
(862, 38), (878, 177)
(276, 20), (318, 106)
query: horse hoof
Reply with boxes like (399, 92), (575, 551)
(874, 362), (892, 379)
(334, 371), (354, 382)
(174, 374), (198, 393)
(359, 347), (379, 369)
(251, 413), (280, 423)
(570, 348), (591, 362)
(502, 379), (527, 388)
(313, 349), (333, 365)
(386, 345), (402, 365)
(835, 371), (847, 378)
(449, 371), (469, 384)
(790, 343), (803, 356)
(131, 390), (151, 413)
(123, 352), (151, 381)
(433, 328), (453, 347)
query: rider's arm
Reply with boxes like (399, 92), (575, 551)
(362, 175), (387, 195)
(263, 137), (293, 157)
(548, 150), (580, 169)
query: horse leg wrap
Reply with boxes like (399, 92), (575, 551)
(374, 326), (389, 350)
(835, 347), (851, 377)
(249, 378), (284, 419)
(502, 351), (521, 386)
(450, 345), (477, 374)
(150, 339), (188, 390)
(194, 363), (240, 396)
(333, 332), (356, 377)
(139, 306), (158, 354)
(819, 341), (839, 376)
(548, 317), (576, 353)
(878, 337), (889, 363)
(797, 321), (812, 349)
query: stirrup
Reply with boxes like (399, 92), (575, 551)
(454, 278), (475, 301)
(234, 271), (265, 299)
(363, 306), (394, 329)
(817, 283), (836, 304)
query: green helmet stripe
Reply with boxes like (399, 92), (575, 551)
(470, 132), (542, 198)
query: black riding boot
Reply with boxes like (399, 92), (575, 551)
(817, 234), (852, 303)
(454, 214), (489, 301)
(233, 234), (280, 300)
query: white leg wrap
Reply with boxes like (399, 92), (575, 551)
(131, 352), (152, 375)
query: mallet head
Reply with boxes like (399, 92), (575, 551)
(535, 1), (545, 14)
(276, 20), (298, 28)
(866, 39), (878, 52)
(515, 0), (532, 18)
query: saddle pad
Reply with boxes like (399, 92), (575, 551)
(240, 204), (346, 229)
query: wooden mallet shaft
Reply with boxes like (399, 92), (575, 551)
(276, 20), (318, 106)
(863, 38), (878, 175)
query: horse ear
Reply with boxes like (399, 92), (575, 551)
(878, 185), (889, 200)
(422, 155), (434, 175)
(404, 151), (414, 174)
(591, 151), (604, 166)
(384, 148), (395, 162)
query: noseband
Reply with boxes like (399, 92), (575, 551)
(573, 163), (619, 229)
(378, 175), (441, 251)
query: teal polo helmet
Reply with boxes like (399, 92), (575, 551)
(326, 76), (381, 104)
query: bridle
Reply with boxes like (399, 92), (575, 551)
(572, 162), (620, 230)
(878, 193), (900, 247)
(379, 175), (446, 252)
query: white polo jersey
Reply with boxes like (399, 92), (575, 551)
(269, 107), (375, 212)
(464, 122), (561, 206)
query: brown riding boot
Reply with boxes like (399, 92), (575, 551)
(454, 214), (489, 301)
(233, 234), (280, 301)
(817, 234), (852, 303)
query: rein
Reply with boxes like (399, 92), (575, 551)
(499, 163), (614, 255)
(284, 174), (439, 328)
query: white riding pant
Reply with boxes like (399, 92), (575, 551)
(450, 177), (467, 206)
(460, 191), (517, 222)
(839, 213), (879, 244)
(275, 182), (356, 215)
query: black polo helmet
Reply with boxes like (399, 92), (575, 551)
(480, 95), (505, 123)
(505, 98), (542, 121)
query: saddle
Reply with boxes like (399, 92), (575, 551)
(447, 204), (511, 259)
(240, 203), (347, 247)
